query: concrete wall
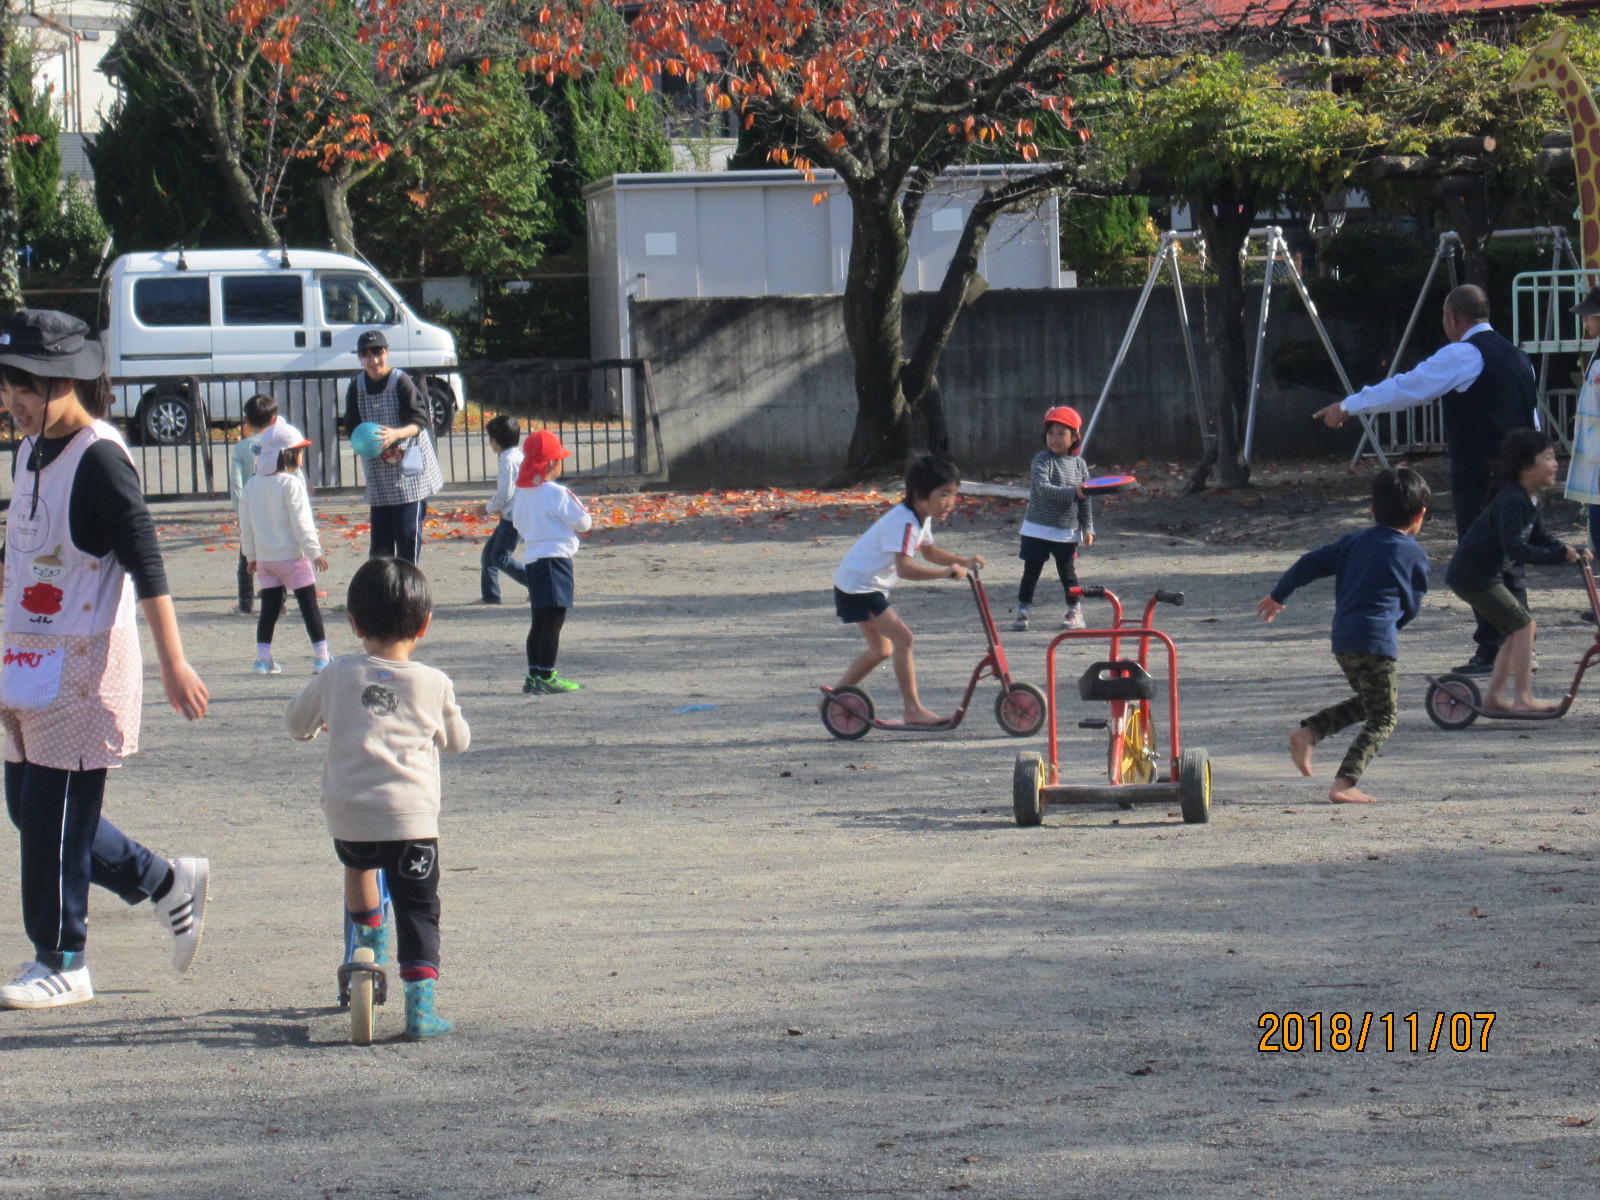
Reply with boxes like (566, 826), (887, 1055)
(633, 286), (1355, 486)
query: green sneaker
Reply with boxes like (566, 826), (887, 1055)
(526, 671), (580, 694)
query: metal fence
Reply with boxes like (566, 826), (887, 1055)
(0, 359), (666, 503)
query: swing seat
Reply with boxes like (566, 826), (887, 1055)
(1078, 661), (1157, 703)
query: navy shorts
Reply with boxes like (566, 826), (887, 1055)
(834, 587), (890, 624)
(526, 557), (575, 608)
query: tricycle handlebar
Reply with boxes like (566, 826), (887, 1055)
(1154, 590), (1185, 606)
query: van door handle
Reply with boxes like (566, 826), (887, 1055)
(294, 331), (306, 348)
(320, 331), (332, 348)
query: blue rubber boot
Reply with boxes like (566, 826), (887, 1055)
(402, 978), (454, 1040)
(351, 918), (390, 965)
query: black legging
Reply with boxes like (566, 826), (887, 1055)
(527, 605), (567, 672)
(257, 584), (326, 646)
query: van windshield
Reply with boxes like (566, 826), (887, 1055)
(321, 274), (397, 326)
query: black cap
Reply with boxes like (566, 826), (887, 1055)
(356, 329), (389, 353)
(0, 309), (104, 379)
(1574, 286), (1600, 317)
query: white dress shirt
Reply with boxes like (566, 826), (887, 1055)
(1339, 322), (1536, 427)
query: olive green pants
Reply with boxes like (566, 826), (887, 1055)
(1301, 652), (1398, 784)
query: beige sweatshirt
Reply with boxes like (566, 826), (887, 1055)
(285, 654), (470, 842)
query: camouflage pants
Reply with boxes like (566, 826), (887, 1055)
(1302, 652), (1398, 784)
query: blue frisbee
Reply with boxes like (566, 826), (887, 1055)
(351, 421), (385, 459)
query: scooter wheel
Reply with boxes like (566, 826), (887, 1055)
(1425, 674), (1480, 731)
(349, 947), (376, 1046)
(1013, 752), (1045, 826)
(820, 685), (874, 739)
(1179, 748), (1211, 825)
(995, 681), (1047, 737)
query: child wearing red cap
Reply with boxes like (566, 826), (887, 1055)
(511, 430), (592, 694)
(1012, 404), (1095, 632)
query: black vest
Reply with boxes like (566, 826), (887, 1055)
(1442, 328), (1536, 475)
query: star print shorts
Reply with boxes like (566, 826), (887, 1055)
(333, 836), (442, 970)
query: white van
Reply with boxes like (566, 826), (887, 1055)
(97, 248), (465, 444)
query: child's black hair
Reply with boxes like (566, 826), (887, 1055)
(486, 413), (520, 451)
(243, 393), (278, 429)
(1371, 466), (1430, 529)
(1492, 427), (1554, 493)
(903, 453), (960, 503)
(347, 556), (431, 643)
(275, 445), (303, 475)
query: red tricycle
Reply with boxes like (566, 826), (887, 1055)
(1424, 561), (1600, 729)
(1012, 583), (1211, 825)
(819, 568), (1047, 739)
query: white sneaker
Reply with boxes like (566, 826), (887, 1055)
(152, 857), (209, 974)
(1061, 608), (1086, 630)
(0, 960), (93, 1009)
(1012, 608), (1031, 632)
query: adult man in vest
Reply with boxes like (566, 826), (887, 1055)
(1313, 284), (1537, 675)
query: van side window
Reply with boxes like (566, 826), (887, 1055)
(222, 275), (304, 325)
(321, 273), (396, 326)
(133, 277), (210, 326)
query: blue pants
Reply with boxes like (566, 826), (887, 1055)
(369, 500), (428, 564)
(479, 518), (528, 602)
(5, 760), (168, 968)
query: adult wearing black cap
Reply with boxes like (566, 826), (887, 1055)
(1313, 283), (1538, 674)
(1564, 286), (1600, 575)
(0, 309), (211, 1009)
(343, 328), (443, 563)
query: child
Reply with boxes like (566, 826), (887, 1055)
(478, 414), (528, 604)
(286, 557), (470, 1040)
(239, 419), (332, 674)
(512, 429), (592, 694)
(829, 454), (984, 724)
(1256, 467), (1431, 805)
(1445, 428), (1591, 714)
(228, 393), (277, 614)
(1013, 405), (1094, 632)
(0, 309), (211, 1010)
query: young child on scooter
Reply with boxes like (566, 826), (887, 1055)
(286, 557), (470, 1039)
(1256, 468), (1432, 805)
(828, 454), (984, 725)
(1445, 428), (1592, 715)
(1012, 405), (1094, 632)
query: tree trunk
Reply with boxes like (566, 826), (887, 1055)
(0, 6), (20, 316)
(322, 173), (357, 256)
(1190, 191), (1257, 491)
(839, 189), (915, 481)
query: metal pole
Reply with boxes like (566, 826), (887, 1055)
(1241, 227), (1279, 464)
(1168, 241), (1213, 447)
(1081, 231), (1185, 455)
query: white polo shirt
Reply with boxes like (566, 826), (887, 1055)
(833, 502), (933, 595)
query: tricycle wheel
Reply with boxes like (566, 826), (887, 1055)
(1111, 702), (1157, 786)
(995, 681), (1047, 737)
(1425, 674), (1480, 731)
(820, 685), (874, 739)
(1179, 748), (1211, 825)
(1013, 752), (1044, 826)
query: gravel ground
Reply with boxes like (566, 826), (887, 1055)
(2, 458), (1598, 1199)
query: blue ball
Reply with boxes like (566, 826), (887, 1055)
(351, 421), (385, 459)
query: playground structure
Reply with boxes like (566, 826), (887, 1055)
(1080, 225), (1377, 469)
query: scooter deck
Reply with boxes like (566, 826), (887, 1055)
(1424, 676), (1569, 721)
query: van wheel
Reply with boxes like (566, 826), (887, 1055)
(423, 379), (454, 436)
(138, 389), (198, 445)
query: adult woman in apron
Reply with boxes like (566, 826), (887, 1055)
(0, 310), (211, 1009)
(344, 329), (443, 563)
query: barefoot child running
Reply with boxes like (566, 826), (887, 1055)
(1445, 429), (1591, 715)
(1013, 405), (1094, 632)
(286, 557), (469, 1039)
(239, 419), (332, 674)
(829, 454), (984, 725)
(1256, 468), (1431, 805)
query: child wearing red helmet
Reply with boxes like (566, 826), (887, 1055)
(511, 430), (593, 694)
(1012, 405), (1095, 632)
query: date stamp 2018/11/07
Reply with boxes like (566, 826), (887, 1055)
(1258, 1011), (1496, 1053)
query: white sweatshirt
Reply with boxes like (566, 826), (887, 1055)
(240, 471), (323, 563)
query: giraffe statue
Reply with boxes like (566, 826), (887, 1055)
(1511, 30), (1600, 269)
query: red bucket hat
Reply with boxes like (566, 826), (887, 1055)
(1042, 405), (1083, 454)
(516, 429), (572, 486)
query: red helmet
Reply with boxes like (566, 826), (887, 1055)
(1042, 405), (1082, 431)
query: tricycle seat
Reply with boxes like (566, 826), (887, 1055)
(1078, 660), (1157, 702)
